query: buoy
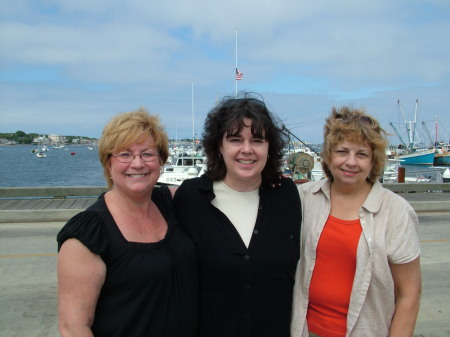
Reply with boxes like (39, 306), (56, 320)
(443, 168), (450, 183)
(71, 152), (76, 155)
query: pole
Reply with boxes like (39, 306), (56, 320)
(235, 28), (238, 97)
(192, 81), (195, 150)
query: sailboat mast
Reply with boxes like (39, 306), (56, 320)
(192, 81), (195, 150)
(235, 28), (238, 97)
(398, 100), (412, 149)
(412, 98), (419, 147)
(435, 114), (438, 145)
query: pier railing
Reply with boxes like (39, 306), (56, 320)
(0, 183), (449, 199)
(0, 186), (108, 199)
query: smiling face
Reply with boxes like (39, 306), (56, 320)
(329, 139), (373, 189)
(220, 118), (269, 191)
(108, 135), (161, 197)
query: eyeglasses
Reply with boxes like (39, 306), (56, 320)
(335, 113), (374, 126)
(111, 151), (159, 163)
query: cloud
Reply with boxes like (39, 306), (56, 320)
(1, 0), (449, 144)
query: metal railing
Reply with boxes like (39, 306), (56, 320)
(0, 183), (449, 200)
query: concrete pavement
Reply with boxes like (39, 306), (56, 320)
(0, 211), (449, 336)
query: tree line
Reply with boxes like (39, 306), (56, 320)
(0, 131), (96, 145)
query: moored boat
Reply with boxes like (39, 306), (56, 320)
(398, 149), (435, 165)
(390, 99), (435, 165)
(434, 146), (450, 165)
(434, 153), (450, 165)
(157, 155), (206, 186)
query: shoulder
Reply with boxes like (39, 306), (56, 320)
(367, 181), (416, 215)
(173, 177), (207, 207)
(297, 179), (327, 198)
(366, 182), (419, 231)
(57, 209), (108, 254)
(152, 185), (171, 201)
(262, 178), (302, 209)
(177, 176), (209, 194)
(272, 177), (297, 190)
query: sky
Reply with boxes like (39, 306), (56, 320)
(1, 0), (449, 145)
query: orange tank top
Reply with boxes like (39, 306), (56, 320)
(307, 215), (362, 337)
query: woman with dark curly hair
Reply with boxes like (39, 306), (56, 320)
(173, 93), (302, 337)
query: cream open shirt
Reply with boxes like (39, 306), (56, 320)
(291, 179), (420, 337)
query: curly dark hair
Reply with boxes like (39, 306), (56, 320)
(202, 92), (289, 183)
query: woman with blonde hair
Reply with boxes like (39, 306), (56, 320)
(57, 108), (198, 337)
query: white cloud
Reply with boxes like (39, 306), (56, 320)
(0, 0), (449, 143)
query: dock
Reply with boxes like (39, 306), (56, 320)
(0, 184), (449, 223)
(0, 184), (449, 336)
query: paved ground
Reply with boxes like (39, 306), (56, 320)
(0, 211), (449, 337)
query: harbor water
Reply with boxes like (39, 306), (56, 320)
(0, 145), (105, 187)
(0, 145), (446, 187)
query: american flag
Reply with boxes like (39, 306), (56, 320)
(235, 68), (243, 80)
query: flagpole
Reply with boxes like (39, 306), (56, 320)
(192, 81), (195, 150)
(235, 28), (238, 97)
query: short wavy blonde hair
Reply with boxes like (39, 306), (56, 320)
(321, 106), (388, 184)
(98, 107), (169, 188)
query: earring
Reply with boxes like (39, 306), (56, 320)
(219, 153), (223, 159)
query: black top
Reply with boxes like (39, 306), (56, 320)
(173, 175), (302, 337)
(57, 186), (198, 337)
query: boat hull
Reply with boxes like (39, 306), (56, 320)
(399, 150), (435, 165)
(434, 153), (450, 165)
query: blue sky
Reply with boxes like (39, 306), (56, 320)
(1, 0), (449, 144)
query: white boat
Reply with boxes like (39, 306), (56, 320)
(35, 136), (47, 158)
(157, 155), (206, 186)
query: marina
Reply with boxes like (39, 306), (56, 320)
(0, 144), (449, 188)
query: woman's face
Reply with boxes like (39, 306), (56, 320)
(220, 118), (269, 190)
(328, 139), (373, 188)
(108, 135), (161, 197)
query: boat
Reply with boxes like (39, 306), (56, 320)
(397, 149), (435, 165)
(389, 99), (435, 165)
(157, 82), (206, 186)
(157, 155), (206, 186)
(434, 153), (450, 165)
(34, 136), (47, 158)
(434, 145), (450, 165)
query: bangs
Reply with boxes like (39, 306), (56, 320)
(224, 115), (267, 139)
